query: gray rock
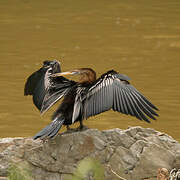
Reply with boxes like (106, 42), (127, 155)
(0, 127), (180, 180)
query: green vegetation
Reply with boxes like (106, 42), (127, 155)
(7, 164), (33, 180)
(7, 159), (104, 180)
(69, 158), (104, 180)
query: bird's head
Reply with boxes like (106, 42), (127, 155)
(51, 68), (96, 83)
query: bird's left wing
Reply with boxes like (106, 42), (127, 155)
(80, 70), (158, 123)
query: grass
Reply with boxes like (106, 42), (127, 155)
(69, 158), (104, 180)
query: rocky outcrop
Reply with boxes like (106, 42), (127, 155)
(0, 126), (180, 180)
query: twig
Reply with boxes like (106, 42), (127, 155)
(106, 164), (127, 180)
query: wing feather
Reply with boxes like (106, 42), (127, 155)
(24, 66), (50, 110)
(80, 70), (158, 122)
(125, 91), (144, 120)
(119, 88), (129, 115)
(112, 87), (117, 111)
(124, 90), (144, 120)
(41, 79), (76, 114)
(114, 86), (122, 112)
(122, 89), (135, 116)
(131, 90), (158, 117)
(131, 91), (157, 120)
(24, 60), (76, 113)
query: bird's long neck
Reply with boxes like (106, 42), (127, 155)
(86, 72), (96, 84)
(79, 69), (96, 84)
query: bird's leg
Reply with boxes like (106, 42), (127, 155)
(66, 125), (71, 131)
(78, 121), (89, 131)
(79, 120), (84, 130)
(65, 122), (89, 133)
(65, 125), (77, 133)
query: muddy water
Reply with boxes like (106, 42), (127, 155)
(0, 0), (180, 141)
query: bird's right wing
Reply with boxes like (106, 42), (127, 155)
(24, 60), (76, 113)
(81, 70), (158, 123)
(24, 67), (48, 110)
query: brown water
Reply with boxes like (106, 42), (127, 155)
(0, 0), (180, 141)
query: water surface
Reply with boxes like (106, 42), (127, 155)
(0, 0), (180, 141)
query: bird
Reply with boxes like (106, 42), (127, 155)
(24, 60), (159, 140)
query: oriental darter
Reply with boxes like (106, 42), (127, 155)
(24, 60), (159, 140)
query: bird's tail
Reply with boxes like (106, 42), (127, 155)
(33, 116), (65, 140)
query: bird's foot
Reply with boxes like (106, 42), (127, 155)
(77, 125), (89, 131)
(64, 126), (89, 134)
(65, 127), (78, 133)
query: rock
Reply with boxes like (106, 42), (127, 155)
(0, 126), (180, 180)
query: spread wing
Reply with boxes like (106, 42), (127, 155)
(24, 66), (49, 110)
(73, 70), (158, 123)
(24, 60), (76, 112)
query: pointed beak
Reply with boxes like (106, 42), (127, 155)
(51, 70), (80, 77)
